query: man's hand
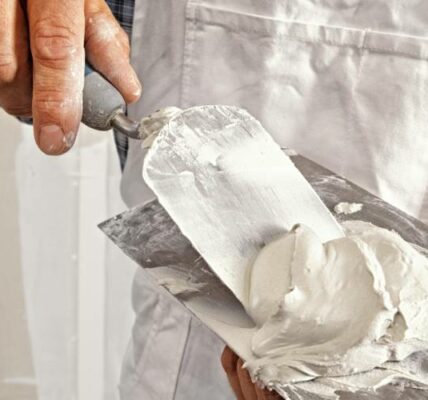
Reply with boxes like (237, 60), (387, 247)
(0, 0), (141, 155)
(221, 347), (282, 400)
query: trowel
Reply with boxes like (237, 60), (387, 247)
(83, 68), (344, 305)
(84, 69), (428, 399)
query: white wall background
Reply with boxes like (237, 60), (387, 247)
(0, 109), (136, 400)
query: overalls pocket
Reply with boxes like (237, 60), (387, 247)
(183, 2), (428, 219)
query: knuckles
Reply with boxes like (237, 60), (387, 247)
(32, 19), (82, 65)
(33, 90), (71, 109)
(32, 88), (81, 117)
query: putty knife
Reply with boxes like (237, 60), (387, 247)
(82, 71), (343, 303)
(142, 105), (344, 305)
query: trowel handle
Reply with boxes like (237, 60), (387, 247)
(82, 64), (126, 131)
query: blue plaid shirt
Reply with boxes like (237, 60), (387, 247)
(106, 0), (136, 170)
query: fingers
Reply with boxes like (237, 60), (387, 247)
(222, 347), (282, 400)
(255, 385), (282, 400)
(1, 0), (140, 156)
(0, 0), (32, 117)
(237, 359), (258, 400)
(28, 0), (85, 155)
(84, 0), (141, 104)
(222, 346), (245, 400)
(244, 367), (282, 400)
(255, 386), (268, 399)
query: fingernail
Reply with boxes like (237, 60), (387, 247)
(131, 70), (142, 98)
(38, 124), (66, 155)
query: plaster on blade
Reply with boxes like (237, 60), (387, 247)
(143, 105), (343, 305)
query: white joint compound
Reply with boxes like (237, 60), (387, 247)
(244, 220), (428, 391)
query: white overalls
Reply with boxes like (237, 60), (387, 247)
(119, 1), (428, 398)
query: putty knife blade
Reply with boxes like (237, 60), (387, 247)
(143, 105), (343, 305)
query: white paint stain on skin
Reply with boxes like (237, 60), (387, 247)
(69, 55), (84, 98)
(63, 131), (76, 148)
(85, 12), (137, 94)
(87, 13), (122, 45)
(47, 143), (55, 152)
(37, 96), (81, 112)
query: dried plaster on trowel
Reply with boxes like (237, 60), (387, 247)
(244, 220), (428, 396)
(139, 107), (182, 147)
(157, 277), (206, 296)
(334, 202), (363, 215)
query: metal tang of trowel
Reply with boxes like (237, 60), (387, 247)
(82, 65), (181, 143)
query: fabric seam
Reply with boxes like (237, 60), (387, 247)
(187, 4), (428, 61)
(171, 316), (193, 399)
(181, 1), (198, 108)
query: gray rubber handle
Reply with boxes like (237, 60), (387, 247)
(82, 68), (125, 131)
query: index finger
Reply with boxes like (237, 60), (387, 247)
(28, 0), (85, 155)
(237, 359), (258, 400)
(221, 347), (245, 400)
